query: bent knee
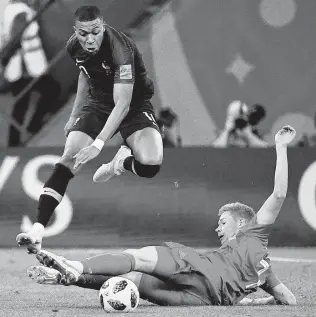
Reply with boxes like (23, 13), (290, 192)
(123, 247), (158, 273)
(59, 153), (75, 168)
(121, 272), (143, 288)
(136, 152), (163, 166)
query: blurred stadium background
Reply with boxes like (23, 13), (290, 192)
(0, 0), (316, 315)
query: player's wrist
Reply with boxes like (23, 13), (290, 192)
(275, 143), (287, 149)
(92, 138), (105, 151)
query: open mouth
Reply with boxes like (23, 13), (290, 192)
(86, 47), (97, 54)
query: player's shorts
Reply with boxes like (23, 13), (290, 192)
(160, 242), (222, 305)
(70, 99), (161, 140)
(139, 273), (208, 306)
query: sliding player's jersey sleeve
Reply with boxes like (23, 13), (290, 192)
(108, 30), (135, 84)
(260, 268), (281, 292)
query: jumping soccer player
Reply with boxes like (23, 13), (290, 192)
(16, 5), (163, 253)
(28, 126), (297, 306)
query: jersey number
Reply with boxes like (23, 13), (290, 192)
(246, 259), (270, 289)
(143, 112), (158, 126)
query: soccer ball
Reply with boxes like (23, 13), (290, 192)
(99, 277), (140, 313)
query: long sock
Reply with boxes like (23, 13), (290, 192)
(37, 163), (74, 227)
(75, 274), (110, 290)
(123, 157), (160, 178)
(81, 253), (135, 275)
(75, 274), (145, 297)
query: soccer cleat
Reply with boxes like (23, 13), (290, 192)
(93, 145), (132, 183)
(16, 232), (42, 254)
(36, 250), (81, 284)
(27, 265), (62, 285)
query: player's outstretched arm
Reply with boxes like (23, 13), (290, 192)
(261, 282), (297, 305)
(256, 125), (296, 225)
(239, 288), (296, 306)
(239, 271), (296, 306)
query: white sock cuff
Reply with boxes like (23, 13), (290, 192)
(42, 187), (63, 203)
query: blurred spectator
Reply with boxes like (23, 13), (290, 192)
(157, 107), (182, 147)
(0, 0), (60, 146)
(213, 101), (268, 148)
(296, 112), (316, 147)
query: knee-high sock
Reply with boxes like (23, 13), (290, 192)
(81, 253), (135, 275)
(75, 274), (110, 290)
(37, 163), (74, 227)
(123, 157), (160, 178)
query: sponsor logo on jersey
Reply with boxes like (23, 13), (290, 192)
(119, 64), (132, 79)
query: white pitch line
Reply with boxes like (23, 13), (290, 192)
(271, 257), (316, 263)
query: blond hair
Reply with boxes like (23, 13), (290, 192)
(218, 202), (255, 222)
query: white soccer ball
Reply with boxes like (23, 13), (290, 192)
(99, 277), (140, 313)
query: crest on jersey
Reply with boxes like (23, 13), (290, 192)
(119, 64), (132, 79)
(102, 62), (112, 75)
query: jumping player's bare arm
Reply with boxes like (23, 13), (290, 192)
(96, 83), (133, 143)
(64, 71), (89, 137)
(73, 83), (133, 168)
(256, 126), (296, 225)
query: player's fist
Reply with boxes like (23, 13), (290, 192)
(64, 117), (77, 137)
(275, 125), (296, 145)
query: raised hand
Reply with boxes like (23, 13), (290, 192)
(275, 125), (296, 146)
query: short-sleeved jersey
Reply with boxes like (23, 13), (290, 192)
(66, 25), (154, 113)
(181, 216), (272, 305)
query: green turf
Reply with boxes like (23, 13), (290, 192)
(1, 248), (315, 317)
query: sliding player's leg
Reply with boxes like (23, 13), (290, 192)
(28, 266), (204, 306)
(36, 245), (181, 283)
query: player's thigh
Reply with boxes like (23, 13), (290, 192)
(61, 113), (105, 166)
(60, 131), (93, 171)
(139, 274), (204, 306)
(120, 109), (163, 165)
(63, 131), (93, 157)
(126, 127), (163, 165)
(123, 246), (186, 280)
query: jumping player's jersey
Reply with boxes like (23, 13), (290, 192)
(181, 216), (272, 305)
(66, 25), (154, 109)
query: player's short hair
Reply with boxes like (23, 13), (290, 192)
(74, 5), (103, 23)
(218, 202), (255, 222)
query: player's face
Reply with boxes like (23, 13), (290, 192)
(74, 18), (105, 55)
(215, 212), (238, 245)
